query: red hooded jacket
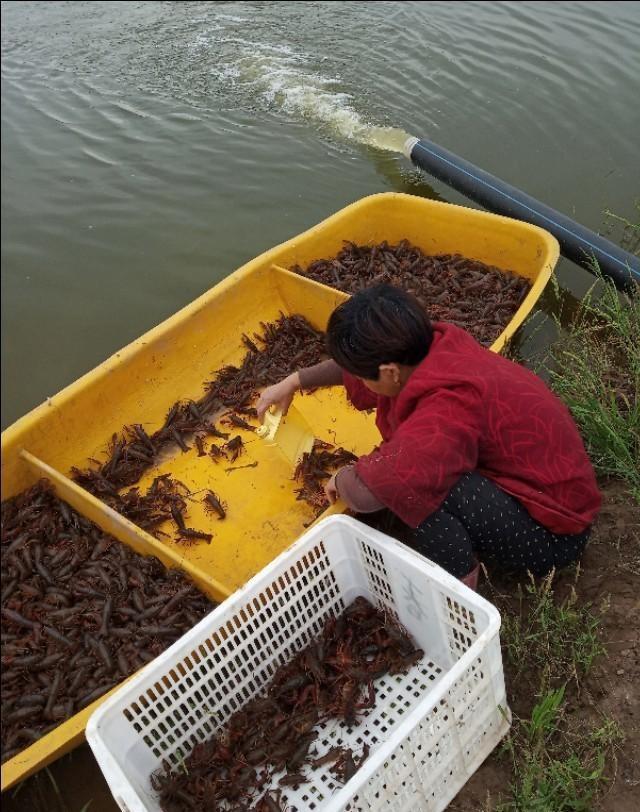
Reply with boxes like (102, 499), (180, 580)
(344, 322), (601, 533)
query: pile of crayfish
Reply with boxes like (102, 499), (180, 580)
(71, 314), (328, 537)
(293, 440), (358, 515)
(0, 479), (215, 764)
(153, 596), (424, 811)
(291, 239), (531, 347)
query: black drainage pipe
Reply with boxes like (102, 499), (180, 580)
(403, 137), (639, 292)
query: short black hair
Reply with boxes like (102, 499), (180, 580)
(327, 284), (433, 379)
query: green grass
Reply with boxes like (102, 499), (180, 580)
(483, 211), (636, 811)
(497, 570), (606, 690)
(544, 267), (639, 502)
(602, 204), (640, 255)
(483, 569), (617, 812)
(496, 688), (622, 812)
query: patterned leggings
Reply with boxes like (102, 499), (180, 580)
(409, 472), (590, 578)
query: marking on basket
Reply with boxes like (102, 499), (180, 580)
(401, 574), (427, 621)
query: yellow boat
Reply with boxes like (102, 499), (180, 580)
(0, 192), (559, 789)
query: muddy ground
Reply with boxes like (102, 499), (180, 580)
(3, 481), (638, 812)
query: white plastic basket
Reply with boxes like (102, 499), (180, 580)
(87, 515), (510, 812)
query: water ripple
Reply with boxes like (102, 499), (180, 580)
(2, 0), (639, 429)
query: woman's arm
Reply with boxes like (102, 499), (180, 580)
(298, 359), (343, 389)
(256, 360), (343, 420)
(334, 465), (385, 512)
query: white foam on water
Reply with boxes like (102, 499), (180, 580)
(217, 14), (249, 23)
(202, 35), (410, 152)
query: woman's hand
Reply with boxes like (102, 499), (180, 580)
(324, 473), (338, 505)
(256, 373), (300, 421)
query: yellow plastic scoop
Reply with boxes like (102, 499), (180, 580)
(256, 405), (315, 466)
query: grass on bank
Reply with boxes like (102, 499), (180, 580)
(487, 248), (637, 809)
(497, 687), (622, 812)
(544, 265), (639, 502)
(485, 570), (621, 812)
(498, 570), (606, 691)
